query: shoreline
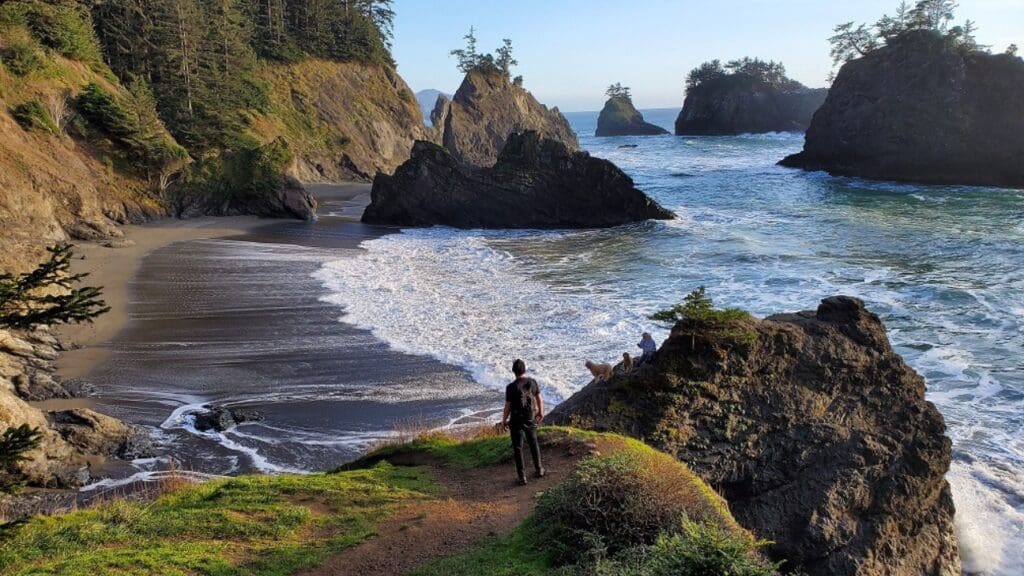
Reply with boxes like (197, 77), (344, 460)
(50, 182), (495, 478)
(53, 183), (373, 382)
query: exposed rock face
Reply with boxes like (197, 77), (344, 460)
(550, 296), (960, 576)
(0, 328), (139, 487)
(363, 131), (675, 229)
(172, 174), (317, 221)
(415, 89), (451, 124)
(596, 96), (669, 136)
(780, 31), (1024, 188)
(675, 75), (826, 135)
(254, 60), (430, 182)
(436, 69), (578, 167)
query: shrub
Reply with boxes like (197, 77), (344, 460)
(536, 449), (735, 562)
(74, 82), (187, 179)
(0, 38), (43, 76)
(650, 286), (756, 345)
(10, 100), (58, 134)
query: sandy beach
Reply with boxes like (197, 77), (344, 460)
(52, 183), (493, 477)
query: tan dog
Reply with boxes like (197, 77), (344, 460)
(585, 360), (614, 381)
(620, 353), (634, 372)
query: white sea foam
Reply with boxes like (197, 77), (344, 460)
(314, 229), (664, 403)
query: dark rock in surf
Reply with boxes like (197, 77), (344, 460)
(550, 296), (960, 576)
(780, 30), (1024, 188)
(676, 74), (825, 135)
(362, 131), (675, 229)
(194, 406), (264, 433)
(596, 96), (669, 136)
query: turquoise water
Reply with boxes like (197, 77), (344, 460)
(317, 108), (1024, 575)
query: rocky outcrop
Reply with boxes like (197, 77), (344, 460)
(363, 131), (675, 229)
(171, 173), (317, 221)
(255, 60), (430, 183)
(675, 75), (826, 135)
(0, 328), (146, 487)
(434, 69), (578, 167)
(550, 296), (960, 576)
(596, 96), (668, 136)
(193, 405), (264, 433)
(415, 89), (451, 125)
(780, 31), (1024, 188)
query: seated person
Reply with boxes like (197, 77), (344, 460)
(637, 332), (657, 365)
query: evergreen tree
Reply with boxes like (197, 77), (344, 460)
(0, 424), (42, 493)
(0, 244), (110, 329)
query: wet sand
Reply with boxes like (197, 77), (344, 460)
(59, 184), (496, 479)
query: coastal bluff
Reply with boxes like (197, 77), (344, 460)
(550, 296), (960, 576)
(780, 30), (1024, 188)
(362, 131), (674, 229)
(432, 68), (578, 167)
(595, 96), (669, 136)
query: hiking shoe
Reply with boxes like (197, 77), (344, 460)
(517, 476), (528, 486)
(535, 468), (546, 479)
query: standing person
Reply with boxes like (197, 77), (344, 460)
(637, 332), (657, 365)
(501, 359), (545, 485)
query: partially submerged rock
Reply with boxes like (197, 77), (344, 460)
(550, 296), (960, 576)
(193, 405), (264, 433)
(596, 96), (668, 137)
(435, 68), (578, 167)
(362, 131), (675, 229)
(780, 30), (1024, 188)
(48, 408), (154, 461)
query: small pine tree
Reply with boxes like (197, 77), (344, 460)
(1007, 44), (1019, 57)
(0, 244), (111, 329)
(450, 26), (480, 73)
(0, 424), (43, 493)
(494, 38), (517, 76)
(605, 82), (631, 101)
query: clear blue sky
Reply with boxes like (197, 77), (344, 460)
(391, 0), (1024, 112)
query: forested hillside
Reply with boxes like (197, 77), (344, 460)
(0, 0), (419, 271)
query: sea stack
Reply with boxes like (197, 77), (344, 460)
(550, 296), (960, 576)
(780, 30), (1024, 188)
(596, 85), (668, 136)
(362, 131), (674, 229)
(433, 68), (578, 167)
(675, 58), (826, 135)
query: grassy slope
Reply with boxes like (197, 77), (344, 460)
(0, 463), (435, 575)
(0, 428), (755, 576)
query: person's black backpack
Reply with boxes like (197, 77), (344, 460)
(511, 378), (536, 421)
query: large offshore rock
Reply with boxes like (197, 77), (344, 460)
(596, 96), (668, 136)
(780, 30), (1024, 188)
(363, 131), (674, 229)
(676, 75), (826, 135)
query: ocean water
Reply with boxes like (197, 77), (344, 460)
(314, 108), (1024, 575)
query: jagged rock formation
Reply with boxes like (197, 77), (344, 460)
(415, 88), (451, 124)
(171, 173), (316, 221)
(550, 296), (960, 576)
(676, 76), (826, 135)
(433, 68), (578, 167)
(596, 96), (668, 136)
(363, 131), (675, 229)
(780, 31), (1024, 188)
(254, 60), (429, 182)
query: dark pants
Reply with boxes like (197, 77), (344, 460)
(509, 420), (542, 479)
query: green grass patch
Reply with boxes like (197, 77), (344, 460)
(364, 431), (513, 469)
(409, 517), (555, 576)
(0, 462), (436, 575)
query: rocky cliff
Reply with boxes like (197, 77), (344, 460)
(676, 75), (826, 135)
(252, 60), (429, 183)
(596, 96), (669, 137)
(363, 131), (675, 229)
(550, 296), (960, 576)
(434, 69), (578, 167)
(780, 31), (1024, 188)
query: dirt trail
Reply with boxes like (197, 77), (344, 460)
(302, 449), (580, 576)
